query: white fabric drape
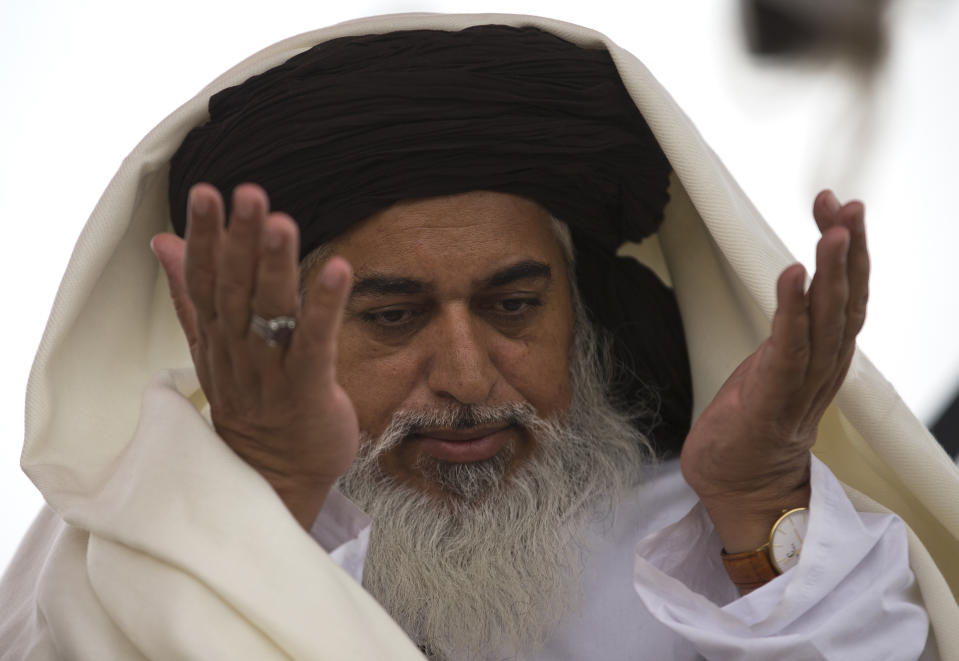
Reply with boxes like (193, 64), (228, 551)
(3, 12), (957, 660)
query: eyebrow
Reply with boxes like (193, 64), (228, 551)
(479, 260), (552, 288)
(349, 259), (552, 299)
(350, 275), (429, 298)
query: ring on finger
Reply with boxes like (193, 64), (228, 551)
(250, 314), (296, 348)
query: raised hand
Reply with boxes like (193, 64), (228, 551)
(151, 183), (359, 530)
(680, 190), (869, 553)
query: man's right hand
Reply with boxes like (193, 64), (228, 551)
(152, 183), (359, 530)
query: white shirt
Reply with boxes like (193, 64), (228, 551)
(311, 455), (935, 660)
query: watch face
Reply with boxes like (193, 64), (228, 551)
(770, 508), (809, 573)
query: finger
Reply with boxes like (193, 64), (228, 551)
(813, 192), (869, 354)
(837, 201), (869, 342)
(291, 256), (353, 384)
(151, 233), (198, 347)
(216, 184), (268, 337)
(249, 213), (301, 365)
(759, 263), (810, 403)
(822, 201), (868, 399)
(184, 184), (225, 324)
(183, 185), (238, 400)
(812, 189), (842, 233)
(802, 225), (851, 399)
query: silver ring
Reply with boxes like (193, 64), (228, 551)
(250, 314), (296, 347)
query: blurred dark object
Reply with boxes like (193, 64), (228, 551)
(932, 389), (959, 459)
(742, 0), (888, 58)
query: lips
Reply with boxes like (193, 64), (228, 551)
(410, 425), (513, 463)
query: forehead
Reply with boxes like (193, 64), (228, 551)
(329, 191), (567, 282)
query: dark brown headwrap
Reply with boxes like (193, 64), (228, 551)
(168, 25), (692, 455)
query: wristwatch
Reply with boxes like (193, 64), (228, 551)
(720, 507), (809, 594)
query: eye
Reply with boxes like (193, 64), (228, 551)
(483, 296), (543, 319)
(361, 307), (417, 327)
(497, 298), (538, 314)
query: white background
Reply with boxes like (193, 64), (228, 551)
(2, 0), (957, 570)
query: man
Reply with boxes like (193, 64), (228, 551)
(2, 13), (956, 661)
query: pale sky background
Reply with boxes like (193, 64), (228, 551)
(2, 0), (957, 570)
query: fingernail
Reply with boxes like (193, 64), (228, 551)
(321, 263), (345, 290)
(235, 196), (253, 220)
(824, 190), (840, 214)
(266, 227), (284, 251)
(149, 236), (158, 256)
(190, 189), (210, 216)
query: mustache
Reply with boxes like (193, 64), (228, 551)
(362, 402), (539, 458)
(394, 402), (537, 435)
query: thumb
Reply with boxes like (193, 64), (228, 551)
(151, 233), (198, 346)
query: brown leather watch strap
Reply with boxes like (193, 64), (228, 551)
(721, 544), (778, 595)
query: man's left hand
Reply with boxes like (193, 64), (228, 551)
(680, 190), (869, 553)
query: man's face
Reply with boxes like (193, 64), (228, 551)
(325, 191), (575, 494)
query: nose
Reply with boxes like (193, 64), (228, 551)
(425, 304), (498, 405)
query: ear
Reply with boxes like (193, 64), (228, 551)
(151, 233), (199, 348)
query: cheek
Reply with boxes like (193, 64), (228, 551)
(336, 334), (421, 436)
(492, 324), (573, 418)
(516, 293), (575, 417)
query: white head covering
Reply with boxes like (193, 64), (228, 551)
(11, 12), (959, 659)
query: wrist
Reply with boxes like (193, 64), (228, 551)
(702, 478), (810, 554)
(684, 448), (811, 553)
(269, 476), (336, 531)
(213, 424), (344, 529)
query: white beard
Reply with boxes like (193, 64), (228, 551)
(338, 311), (653, 660)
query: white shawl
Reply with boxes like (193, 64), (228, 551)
(8, 12), (959, 660)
